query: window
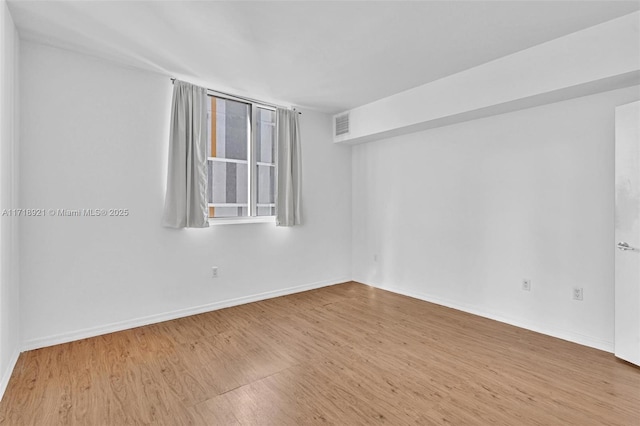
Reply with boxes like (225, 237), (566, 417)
(207, 95), (276, 220)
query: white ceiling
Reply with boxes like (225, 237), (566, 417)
(8, 0), (640, 113)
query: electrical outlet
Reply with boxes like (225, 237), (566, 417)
(573, 287), (583, 301)
(212, 267), (218, 278)
(522, 279), (531, 291)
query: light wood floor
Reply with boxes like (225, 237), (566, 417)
(1, 282), (638, 425)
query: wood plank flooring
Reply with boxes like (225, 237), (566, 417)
(1, 282), (638, 425)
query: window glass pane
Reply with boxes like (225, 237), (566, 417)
(208, 96), (250, 218)
(208, 160), (248, 218)
(209, 98), (249, 161)
(213, 206), (249, 218)
(256, 107), (275, 163)
(256, 107), (276, 216)
(256, 206), (275, 217)
(256, 164), (275, 216)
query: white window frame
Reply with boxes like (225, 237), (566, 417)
(207, 91), (277, 225)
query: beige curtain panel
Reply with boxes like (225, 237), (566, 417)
(162, 80), (209, 228)
(276, 108), (302, 226)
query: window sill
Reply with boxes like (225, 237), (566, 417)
(208, 216), (276, 226)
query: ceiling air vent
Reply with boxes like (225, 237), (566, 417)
(334, 113), (350, 137)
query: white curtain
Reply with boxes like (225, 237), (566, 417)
(162, 80), (209, 228)
(276, 108), (302, 226)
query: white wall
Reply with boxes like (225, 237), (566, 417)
(0, 0), (20, 400)
(352, 86), (640, 351)
(19, 41), (352, 349)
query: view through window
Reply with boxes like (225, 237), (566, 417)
(207, 96), (276, 218)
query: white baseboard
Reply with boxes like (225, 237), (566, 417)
(0, 348), (20, 403)
(21, 276), (612, 354)
(21, 277), (351, 352)
(361, 281), (614, 353)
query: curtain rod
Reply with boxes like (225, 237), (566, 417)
(170, 78), (301, 114)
